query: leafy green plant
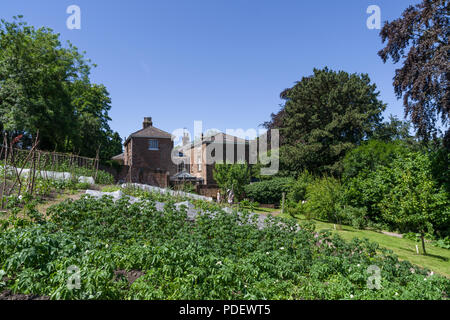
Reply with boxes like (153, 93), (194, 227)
(338, 206), (368, 230)
(95, 170), (115, 185)
(0, 192), (448, 300)
(74, 182), (91, 190)
(213, 163), (250, 201)
(432, 237), (450, 250)
(101, 185), (121, 192)
(304, 176), (343, 224)
(286, 170), (314, 204)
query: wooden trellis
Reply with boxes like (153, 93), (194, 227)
(0, 131), (99, 210)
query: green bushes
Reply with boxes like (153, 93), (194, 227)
(286, 171), (314, 204)
(213, 163), (250, 201)
(303, 176), (342, 223)
(343, 151), (449, 238)
(244, 177), (294, 204)
(282, 142), (450, 246)
(338, 206), (368, 230)
(95, 170), (115, 185)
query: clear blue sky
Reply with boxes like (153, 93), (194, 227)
(1, 0), (421, 143)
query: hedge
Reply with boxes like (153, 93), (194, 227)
(244, 177), (294, 204)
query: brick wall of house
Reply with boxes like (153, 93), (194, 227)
(185, 140), (253, 185)
(128, 166), (170, 188)
(203, 142), (251, 185)
(124, 142), (132, 166)
(130, 137), (176, 174)
(99, 164), (170, 187)
(189, 144), (207, 182)
(119, 135), (176, 187)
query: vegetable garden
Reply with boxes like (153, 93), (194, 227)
(0, 132), (113, 211)
(0, 191), (448, 300)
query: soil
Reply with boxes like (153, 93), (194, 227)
(36, 191), (84, 218)
(114, 270), (145, 286)
(0, 290), (50, 300)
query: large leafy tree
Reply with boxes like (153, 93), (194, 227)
(264, 67), (386, 176)
(0, 16), (122, 159)
(378, 0), (449, 145)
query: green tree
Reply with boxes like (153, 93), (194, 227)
(372, 115), (417, 144)
(69, 82), (122, 159)
(379, 153), (450, 254)
(0, 16), (122, 159)
(213, 163), (250, 201)
(342, 139), (409, 180)
(264, 68), (386, 176)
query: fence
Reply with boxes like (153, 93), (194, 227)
(0, 132), (99, 209)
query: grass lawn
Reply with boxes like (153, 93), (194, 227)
(279, 213), (450, 278)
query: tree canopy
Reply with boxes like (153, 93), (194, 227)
(264, 67), (386, 176)
(378, 0), (449, 145)
(0, 16), (122, 160)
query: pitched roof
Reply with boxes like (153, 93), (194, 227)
(125, 125), (173, 145)
(209, 132), (248, 144)
(180, 132), (249, 150)
(111, 153), (124, 160)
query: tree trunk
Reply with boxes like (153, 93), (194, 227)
(421, 233), (427, 255)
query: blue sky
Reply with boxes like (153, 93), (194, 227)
(1, 0), (421, 143)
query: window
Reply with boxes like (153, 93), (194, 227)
(148, 139), (159, 150)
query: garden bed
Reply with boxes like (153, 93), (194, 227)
(0, 194), (448, 300)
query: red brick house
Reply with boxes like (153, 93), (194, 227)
(112, 117), (176, 187)
(179, 132), (252, 185)
(112, 118), (255, 192)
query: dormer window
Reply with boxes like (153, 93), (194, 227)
(148, 139), (159, 150)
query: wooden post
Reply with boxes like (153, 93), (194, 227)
(9, 131), (39, 197)
(281, 192), (285, 214)
(93, 147), (100, 183)
(29, 150), (40, 196)
(420, 234), (427, 255)
(1, 132), (8, 209)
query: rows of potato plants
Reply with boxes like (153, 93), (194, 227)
(0, 194), (449, 300)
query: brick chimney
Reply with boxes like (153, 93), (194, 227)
(143, 117), (153, 129)
(182, 129), (190, 146)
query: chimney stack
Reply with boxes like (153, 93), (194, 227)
(143, 117), (153, 129)
(182, 129), (190, 146)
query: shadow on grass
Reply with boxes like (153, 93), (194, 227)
(399, 247), (450, 262)
(424, 253), (449, 262)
